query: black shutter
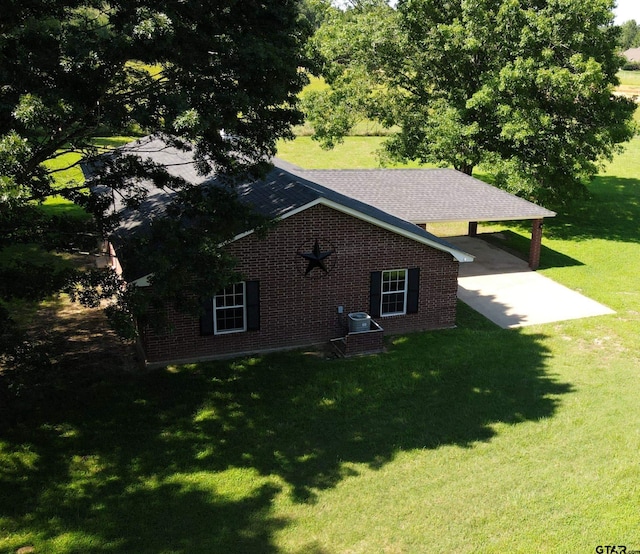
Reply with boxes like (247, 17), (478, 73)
(370, 271), (382, 317)
(407, 268), (420, 314)
(246, 281), (260, 331)
(200, 297), (215, 335)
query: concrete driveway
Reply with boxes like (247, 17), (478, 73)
(446, 236), (615, 328)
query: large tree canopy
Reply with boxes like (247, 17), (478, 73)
(1, 0), (307, 182)
(0, 0), (308, 344)
(305, 0), (636, 203)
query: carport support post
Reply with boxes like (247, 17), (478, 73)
(529, 219), (544, 270)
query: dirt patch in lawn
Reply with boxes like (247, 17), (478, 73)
(31, 296), (140, 375)
(1, 249), (139, 377)
(0, 291), (141, 428)
(1, 293), (138, 389)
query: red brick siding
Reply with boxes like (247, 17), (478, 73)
(341, 323), (385, 357)
(141, 204), (459, 363)
(529, 219), (544, 270)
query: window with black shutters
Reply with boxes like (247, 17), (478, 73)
(214, 282), (246, 333)
(370, 268), (419, 317)
(200, 281), (260, 336)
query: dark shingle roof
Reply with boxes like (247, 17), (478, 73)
(291, 168), (556, 223)
(89, 136), (475, 281)
(242, 163), (473, 262)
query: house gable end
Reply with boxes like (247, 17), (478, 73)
(232, 197), (473, 263)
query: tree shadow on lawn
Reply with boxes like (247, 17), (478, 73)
(480, 230), (584, 270)
(480, 176), (640, 268)
(544, 176), (640, 245)
(0, 308), (571, 552)
(0, 372), (293, 554)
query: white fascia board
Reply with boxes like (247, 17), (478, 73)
(127, 201), (320, 287)
(410, 214), (556, 224)
(229, 199), (324, 243)
(128, 200), (323, 286)
(129, 196), (475, 288)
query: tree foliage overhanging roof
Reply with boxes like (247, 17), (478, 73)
(0, 0), (310, 341)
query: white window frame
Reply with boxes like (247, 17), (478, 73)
(213, 282), (247, 335)
(380, 269), (408, 316)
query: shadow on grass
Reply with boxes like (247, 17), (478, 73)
(0, 304), (571, 552)
(474, 176), (640, 269)
(547, 176), (640, 244)
(481, 230), (584, 270)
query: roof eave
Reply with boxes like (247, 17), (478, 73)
(127, 188), (478, 288)
(410, 213), (556, 224)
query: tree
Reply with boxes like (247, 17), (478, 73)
(305, 0), (636, 203)
(619, 19), (640, 50)
(299, 0), (337, 31)
(0, 1), (308, 348)
(303, 0), (394, 147)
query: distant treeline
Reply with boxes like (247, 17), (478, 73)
(620, 20), (640, 50)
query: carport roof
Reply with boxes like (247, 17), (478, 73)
(284, 164), (556, 224)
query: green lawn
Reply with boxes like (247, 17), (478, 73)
(2, 137), (640, 553)
(40, 136), (136, 218)
(277, 136), (424, 168)
(618, 69), (640, 88)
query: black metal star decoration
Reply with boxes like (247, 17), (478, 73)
(298, 239), (335, 275)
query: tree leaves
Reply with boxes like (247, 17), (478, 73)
(306, 0), (636, 203)
(0, 0), (308, 349)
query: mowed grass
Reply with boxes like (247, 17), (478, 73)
(277, 136), (424, 168)
(40, 136), (135, 218)
(618, 69), (640, 88)
(2, 137), (640, 553)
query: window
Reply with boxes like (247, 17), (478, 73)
(370, 269), (419, 318)
(200, 281), (260, 336)
(381, 269), (408, 316)
(214, 282), (246, 334)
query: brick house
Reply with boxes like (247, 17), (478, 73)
(94, 136), (475, 365)
(96, 136), (554, 365)
(142, 200), (471, 364)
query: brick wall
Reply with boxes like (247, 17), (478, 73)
(141, 203), (460, 364)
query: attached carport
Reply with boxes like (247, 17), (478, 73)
(276, 162), (616, 328)
(291, 167), (556, 270)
